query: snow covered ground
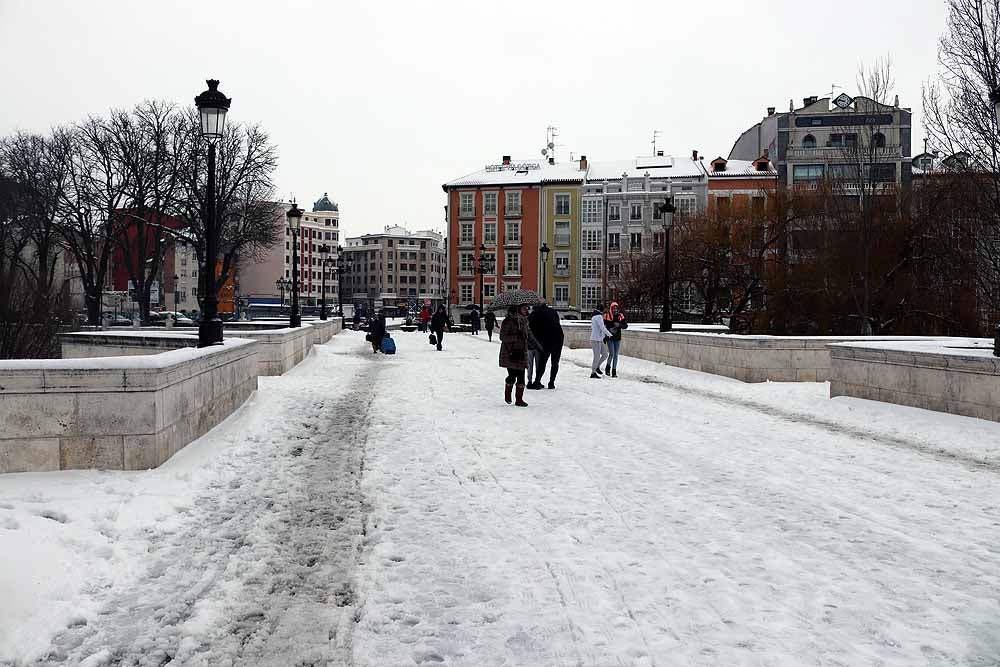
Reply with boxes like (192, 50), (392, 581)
(2, 330), (1000, 665)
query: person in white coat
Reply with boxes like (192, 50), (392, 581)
(589, 305), (613, 378)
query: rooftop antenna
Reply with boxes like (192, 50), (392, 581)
(828, 83), (841, 97)
(543, 125), (558, 163)
(923, 136), (929, 154)
(651, 130), (662, 156)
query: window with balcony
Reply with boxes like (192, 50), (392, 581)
(505, 252), (521, 275)
(483, 222), (497, 244)
(554, 253), (570, 276)
(554, 284), (569, 306)
(630, 203), (642, 220)
(629, 232), (642, 249)
(609, 204), (621, 221)
(505, 221), (521, 244)
(460, 222), (474, 245)
(555, 193), (571, 215)
(555, 220), (570, 246)
(483, 192), (498, 216)
(802, 134), (817, 148)
(459, 192), (475, 217)
(505, 191), (521, 216)
(608, 232), (620, 250)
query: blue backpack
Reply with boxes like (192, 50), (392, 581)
(380, 334), (396, 355)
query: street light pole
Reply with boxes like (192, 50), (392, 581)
(336, 245), (346, 326)
(990, 87), (1000, 356)
(194, 79), (231, 347)
(319, 244), (330, 321)
(287, 203), (303, 328)
(540, 242), (550, 301)
(656, 198), (676, 332)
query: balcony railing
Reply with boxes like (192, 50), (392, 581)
(553, 267), (570, 277)
(458, 207), (476, 219)
(554, 234), (571, 246)
(785, 144), (902, 160)
(504, 236), (521, 246)
(458, 236), (476, 247)
(504, 207), (522, 217)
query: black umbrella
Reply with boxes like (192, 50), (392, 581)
(488, 288), (544, 311)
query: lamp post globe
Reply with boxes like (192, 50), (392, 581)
(287, 202), (303, 328)
(194, 79), (232, 347)
(540, 242), (550, 300)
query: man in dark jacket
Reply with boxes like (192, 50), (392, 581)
(470, 307), (481, 335)
(527, 302), (564, 389)
(430, 304), (449, 350)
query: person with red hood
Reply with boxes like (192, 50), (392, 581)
(603, 301), (628, 377)
(419, 306), (431, 333)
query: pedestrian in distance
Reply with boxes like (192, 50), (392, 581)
(527, 301), (564, 389)
(470, 307), (481, 335)
(603, 301), (628, 377)
(430, 304), (449, 351)
(353, 310), (361, 331)
(499, 304), (541, 406)
(484, 310), (497, 341)
(369, 311), (387, 354)
(589, 305), (613, 378)
(419, 306), (431, 333)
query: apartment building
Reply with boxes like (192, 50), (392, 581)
(540, 160), (586, 311)
(342, 226), (447, 313)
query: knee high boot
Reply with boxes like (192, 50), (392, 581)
(514, 383), (528, 407)
(504, 381), (513, 404)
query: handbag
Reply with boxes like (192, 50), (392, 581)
(428, 333), (437, 345)
(365, 332), (372, 342)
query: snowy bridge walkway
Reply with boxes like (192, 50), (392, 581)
(3, 329), (1000, 666)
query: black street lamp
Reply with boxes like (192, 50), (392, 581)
(655, 198), (676, 332)
(336, 245), (347, 325)
(319, 244), (332, 321)
(475, 243), (496, 315)
(540, 242), (550, 300)
(172, 274), (179, 313)
(194, 79), (231, 347)
(275, 277), (289, 314)
(287, 203), (303, 328)
(449, 288), (456, 321)
(990, 87), (1000, 356)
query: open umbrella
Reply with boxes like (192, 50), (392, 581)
(488, 288), (544, 311)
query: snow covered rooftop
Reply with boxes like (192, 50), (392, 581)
(707, 159), (777, 178)
(444, 155), (708, 189)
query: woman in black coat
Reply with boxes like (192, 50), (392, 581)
(484, 310), (497, 341)
(430, 305), (449, 350)
(368, 312), (386, 353)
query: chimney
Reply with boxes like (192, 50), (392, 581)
(502, 155), (511, 165)
(691, 149), (698, 161)
(656, 150), (664, 157)
(579, 155), (588, 170)
(803, 97), (811, 107)
(767, 106), (775, 116)
(548, 157), (554, 165)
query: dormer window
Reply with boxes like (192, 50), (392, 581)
(712, 159), (727, 173)
(755, 161), (769, 171)
(802, 134), (817, 149)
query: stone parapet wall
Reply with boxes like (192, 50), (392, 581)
(829, 342), (1000, 422)
(561, 324), (945, 383)
(0, 340), (258, 473)
(61, 332), (196, 358)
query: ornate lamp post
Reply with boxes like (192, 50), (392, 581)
(336, 245), (347, 325)
(172, 274), (179, 313)
(475, 243), (496, 315)
(287, 203), (303, 327)
(990, 87), (1000, 356)
(319, 244), (332, 321)
(275, 277), (289, 315)
(655, 197), (676, 332)
(194, 79), (231, 347)
(540, 242), (550, 300)
(449, 288), (456, 321)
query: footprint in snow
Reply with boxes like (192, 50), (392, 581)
(1, 516), (19, 530)
(38, 509), (69, 524)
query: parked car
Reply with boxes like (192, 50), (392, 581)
(150, 311), (195, 326)
(104, 314), (133, 327)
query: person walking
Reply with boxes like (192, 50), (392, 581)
(419, 306), (431, 333)
(499, 304), (541, 406)
(528, 302), (564, 389)
(470, 307), (481, 335)
(430, 304), (449, 351)
(603, 301), (628, 377)
(353, 309), (361, 330)
(369, 311), (386, 354)
(589, 305), (613, 378)
(484, 309), (497, 341)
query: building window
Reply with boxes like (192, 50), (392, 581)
(582, 257), (602, 280)
(460, 222), (474, 244)
(505, 252), (521, 275)
(505, 191), (521, 216)
(483, 222), (497, 244)
(582, 199), (602, 225)
(459, 283), (474, 303)
(484, 283), (496, 299)
(583, 229), (601, 251)
(483, 192), (497, 216)
(629, 232), (642, 249)
(504, 282), (520, 291)
(653, 232), (664, 249)
(555, 220), (570, 246)
(459, 192), (474, 217)
(609, 204), (621, 221)
(802, 134), (817, 148)
(505, 221), (521, 244)
(555, 193), (571, 215)
(630, 203), (642, 220)
(793, 164), (824, 183)
(872, 132), (886, 149)
(608, 262), (620, 278)
(581, 286), (601, 311)
(608, 232), (620, 250)
(554, 284), (569, 306)
(554, 253), (570, 276)
(459, 252), (475, 274)
(675, 195), (697, 217)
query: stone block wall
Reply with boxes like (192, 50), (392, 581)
(829, 343), (1000, 422)
(61, 332), (197, 358)
(0, 340), (259, 473)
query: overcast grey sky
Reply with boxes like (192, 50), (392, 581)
(0, 0), (948, 240)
